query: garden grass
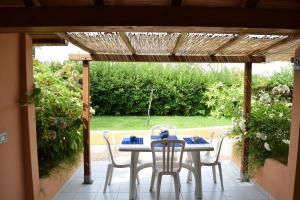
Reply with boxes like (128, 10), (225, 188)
(91, 116), (231, 131)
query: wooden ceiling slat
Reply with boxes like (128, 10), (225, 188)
(172, 33), (187, 55)
(119, 32), (136, 55)
(56, 33), (96, 54)
(172, 0), (182, 6)
(69, 53), (266, 63)
(23, 0), (41, 6)
(241, 0), (260, 8)
(248, 36), (300, 56)
(93, 0), (104, 6)
(211, 34), (247, 56)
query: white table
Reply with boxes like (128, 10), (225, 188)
(118, 135), (214, 200)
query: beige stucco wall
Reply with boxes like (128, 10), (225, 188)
(0, 34), (26, 200)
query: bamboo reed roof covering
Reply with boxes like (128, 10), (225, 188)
(65, 32), (300, 63)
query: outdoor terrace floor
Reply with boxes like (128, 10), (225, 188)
(54, 159), (274, 200)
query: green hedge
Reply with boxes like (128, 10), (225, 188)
(90, 62), (212, 116)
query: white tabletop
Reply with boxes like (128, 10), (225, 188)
(118, 135), (214, 152)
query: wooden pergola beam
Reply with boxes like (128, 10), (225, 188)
(119, 32), (136, 55)
(23, 0), (41, 7)
(211, 34), (247, 56)
(93, 0), (104, 6)
(172, 0), (182, 6)
(172, 33), (188, 55)
(56, 33), (96, 54)
(241, 0), (261, 8)
(248, 36), (300, 56)
(1, 7), (300, 33)
(32, 38), (68, 46)
(69, 54), (266, 63)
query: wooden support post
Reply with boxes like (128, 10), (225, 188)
(83, 60), (92, 184)
(286, 47), (300, 199)
(19, 34), (40, 199)
(241, 62), (252, 182)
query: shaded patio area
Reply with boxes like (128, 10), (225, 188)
(55, 160), (272, 200)
(55, 151), (273, 200)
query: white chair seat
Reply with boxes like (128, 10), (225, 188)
(114, 157), (143, 168)
(201, 155), (218, 165)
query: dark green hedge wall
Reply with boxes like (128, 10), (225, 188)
(90, 62), (210, 116)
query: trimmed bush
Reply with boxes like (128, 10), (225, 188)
(90, 62), (209, 116)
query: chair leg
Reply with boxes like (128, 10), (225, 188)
(156, 173), (162, 200)
(218, 162), (224, 191)
(212, 165), (217, 183)
(150, 170), (156, 191)
(103, 164), (112, 193)
(187, 170), (193, 183)
(137, 173), (140, 184)
(177, 173), (181, 192)
(173, 174), (180, 200)
(108, 167), (114, 185)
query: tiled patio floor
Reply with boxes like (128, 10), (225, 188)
(54, 160), (273, 200)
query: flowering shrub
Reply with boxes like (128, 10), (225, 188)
(231, 84), (291, 170)
(34, 61), (83, 177)
(205, 83), (243, 118)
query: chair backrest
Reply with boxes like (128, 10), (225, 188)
(215, 132), (227, 162)
(151, 139), (185, 173)
(102, 131), (117, 166)
(151, 124), (178, 136)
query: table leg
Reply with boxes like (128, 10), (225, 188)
(129, 151), (139, 200)
(191, 151), (202, 199)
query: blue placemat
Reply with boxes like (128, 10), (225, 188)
(183, 137), (208, 144)
(122, 137), (143, 145)
(151, 135), (178, 140)
(151, 135), (182, 147)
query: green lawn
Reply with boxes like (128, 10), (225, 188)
(91, 116), (230, 130)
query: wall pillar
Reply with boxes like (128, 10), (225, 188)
(19, 34), (40, 199)
(286, 47), (300, 199)
(82, 60), (92, 184)
(241, 62), (252, 181)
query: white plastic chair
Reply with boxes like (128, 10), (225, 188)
(151, 124), (178, 136)
(149, 124), (179, 191)
(186, 130), (215, 182)
(186, 129), (227, 191)
(151, 139), (185, 200)
(102, 132), (140, 193)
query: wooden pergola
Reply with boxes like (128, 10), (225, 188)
(54, 31), (299, 184)
(2, 0), (300, 199)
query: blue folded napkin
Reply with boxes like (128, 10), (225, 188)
(122, 137), (143, 144)
(151, 135), (178, 140)
(183, 137), (208, 144)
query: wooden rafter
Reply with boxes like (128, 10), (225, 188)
(56, 33), (96, 54)
(119, 32), (136, 55)
(32, 38), (68, 46)
(211, 34), (247, 56)
(248, 36), (300, 56)
(1, 7), (300, 34)
(172, 0), (182, 6)
(93, 0), (104, 6)
(171, 33), (187, 55)
(69, 54), (266, 63)
(241, 0), (260, 8)
(23, 0), (41, 7)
